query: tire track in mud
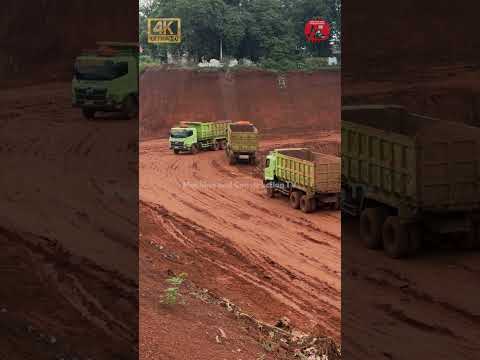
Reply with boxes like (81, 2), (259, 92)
(140, 136), (341, 341)
(141, 200), (339, 340)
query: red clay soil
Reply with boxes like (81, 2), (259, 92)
(0, 82), (138, 359)
(140, 68), (340, 139)
(342, 218), (480, 360)
(139, 132), (341, 356)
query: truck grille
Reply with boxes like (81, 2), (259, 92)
(75, 88), (107, 101)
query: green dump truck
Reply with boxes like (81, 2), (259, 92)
(169, 121), (229, 154)
(264, 148), (341, 213)
(341, 105), (480, 258)
(226, 121), (259, 165)
(72, 42), (139, 120)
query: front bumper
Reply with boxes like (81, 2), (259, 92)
(73, 100), (123, 111)
(170, 142), (190, 150)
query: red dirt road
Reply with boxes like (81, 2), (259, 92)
(139, 133), (341, 349)
(342, 218), (480, 360)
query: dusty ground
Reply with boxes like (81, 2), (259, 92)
(342, 218), (480, 359)
(342, 60), (480, 359)
(139, 132), (341, 358)
(0, 81), (138, 359)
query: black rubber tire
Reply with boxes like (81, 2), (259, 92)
(213, 141), (220, 151)
(82, 108), (95, 120)
(173, 149), (180, 154)
(460, 222), (480, 250)
(220, 141), (226, 150)
(310, 198), (318, 212)
(360, 207), (387, 249)
(289, 191), (301, 209)
(266, 183), (275, 198)
(191, 144), (199, 154)
(382, 216), (410, 259)
(300, 195), (313, 213)
(122, 95), (138, 119)
(407, 223), (422, 256)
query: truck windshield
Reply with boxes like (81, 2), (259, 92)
(170, 129), (193, 138)
(74, 60), (128, 81)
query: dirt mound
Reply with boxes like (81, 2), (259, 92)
(1, 1), (136, 86)
(140, 68), (340, 139)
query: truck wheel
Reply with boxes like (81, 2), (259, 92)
(229, 154), (236, 165)
(266, 183), (275, 198)
(289, 191), (301, 209)
(82, 108), (95, 120)
(461, 222), (480, 250)
(213, 141), (220, 151)
(173, 149), (180, 154)
(382, 216), (410, 259)
(300, 195), (314, 213)
(191, 144), (199, 154)
(122, 95), (138, 119)
(408, 223), (422, 256)
(310, 198), (318, 212)
(360, 207), (387, 249)
(220, 141), (226, 150)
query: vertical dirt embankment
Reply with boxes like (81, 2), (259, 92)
(140, 68), (340, 139)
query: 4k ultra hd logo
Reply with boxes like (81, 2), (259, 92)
(148, 18), (181, 43)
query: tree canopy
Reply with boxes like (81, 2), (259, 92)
(139, 0), (341, 67)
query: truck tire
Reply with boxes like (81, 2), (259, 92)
(122, 95), (138, 119)
(266, 183), (275, 198)
(382, 216), (410, 259)
(289, 191), (301, 209)
(407, 223), (422, 256)
(310, 198), (317, 212)
(300, 195), (314, 213)
(460, 222), (480, 250)
(82, 108), (95, 120)
(220, 140), (226, 150)
(191, 144), (199, 154)
(173, 149), (180, 154)
(360, 207), (387, 249)
(213, 141), (220, 151)
(229, 154), (236, 165)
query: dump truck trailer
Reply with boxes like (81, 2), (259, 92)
(264, 148), (341, 213)
(226, 121), (259, 165)
(341, 105), (480, 258)
(169, 121), (229, 154)
(72, 42), (139, 120)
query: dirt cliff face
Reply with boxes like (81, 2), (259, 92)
(140, 68), (340, 139)
(342, 1), (479, 75)
(1, 1), (137, 86)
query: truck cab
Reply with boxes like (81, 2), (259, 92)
(264, 153), (277, 182)
(72, 42), (138, 120)
(169, 127), (198, 153)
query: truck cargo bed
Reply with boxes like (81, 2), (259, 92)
(342, 105), (480, 211)
(276, 149), (340, 194)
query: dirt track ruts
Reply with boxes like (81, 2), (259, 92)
(140, 135), (341, 342)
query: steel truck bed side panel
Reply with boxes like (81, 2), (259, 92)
(342, 106), (480, 211)
(185, 121), (229, 141)
(276, 149), (340, 194)
(228, 131), (258, 152)
(417, 122), (480, 210)
(315, 153), (341, 193)
(342, 120), (418, 208)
